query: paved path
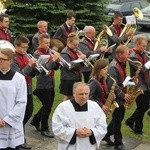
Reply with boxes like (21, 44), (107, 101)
(23, 121), (150, 150)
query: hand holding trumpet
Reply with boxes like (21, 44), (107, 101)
(51, 50), (60, 62)
(28, 56), (37, 67)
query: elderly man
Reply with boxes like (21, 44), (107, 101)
(78, 25), (107, 83)
(52, 82), (107, 150)
(32, 20), (49, 51)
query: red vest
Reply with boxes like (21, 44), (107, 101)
(15, 52), (31, 85)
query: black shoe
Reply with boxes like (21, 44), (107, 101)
(30, 120), (41, 131)
(114, 144), (128, 150)
(147, 110), (150, 116)
(134, 130), (144, 135)
(102, 137), (114, 146)
(19, 143), (32, 149)
(41, 129), (54, 138)
(125, 120), (134, 131)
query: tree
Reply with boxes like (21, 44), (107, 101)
(6, 0), (109, 50)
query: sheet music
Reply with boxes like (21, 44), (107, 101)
(37, 55), (50, 65)
(123, 76), (135, 87)
(71, 59), (84, 64)
(125, 15), (136, 24)
(88, 54), (100, 61)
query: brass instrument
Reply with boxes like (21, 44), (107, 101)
(105, 74), (119, 118)
(0, 0), (6, 13)
(119, 8), (143, 46)
(99, 39), (108, 59)
(93, 25), (112, 51)
(74, 24), (84, 37)
(25, 52), (50, 76)
(50, 38), (66, 53)
(124, 58), (143, 109)
(74, 49), (94, 68)
(48, 48), (71, 69)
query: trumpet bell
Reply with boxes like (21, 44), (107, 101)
(0, 40), (15, 52)
(133, 7), (143, 20)
(103, 25), (112, 36)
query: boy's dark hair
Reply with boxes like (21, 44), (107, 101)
(14, 36), (29, 46)
(0, 13), (9, 22)
(66, 11), (76, 19)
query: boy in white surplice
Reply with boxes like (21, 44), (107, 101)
(0, 47), (27, 149)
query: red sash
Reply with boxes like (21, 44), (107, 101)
(113, 24), (122, 36)
(135, 52), (149, 80)
(116, 58), (127, 92)
(15, 52), (31, 85)
(37, 48), (54, 77)
(68, 47), (81, 73)
(98, 79), (108, 105)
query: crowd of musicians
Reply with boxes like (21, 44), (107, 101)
(0, 9), (150, 150)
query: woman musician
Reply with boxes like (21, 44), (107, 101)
(88, 59), (109, 113)
(59, 32), (86, 100)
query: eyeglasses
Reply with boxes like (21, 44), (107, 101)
(0, 58), (11, 62)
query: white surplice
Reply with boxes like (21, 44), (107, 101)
(0, 71), (27, 148)
(52, 100), (107, 150)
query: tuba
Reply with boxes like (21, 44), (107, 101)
(119, 8), (143, 46)
(124, 58), (143, 109)
(105, 74), (119, 118)
(93, 25), (112, 51)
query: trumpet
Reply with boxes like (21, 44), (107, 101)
(74, 49), (94, 68)
(48, 48), (71, 69)
(25, 52), (50, 76)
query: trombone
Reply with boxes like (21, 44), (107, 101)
(25, 52), (50, 76)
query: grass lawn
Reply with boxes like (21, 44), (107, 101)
(32, 69), (150, 142)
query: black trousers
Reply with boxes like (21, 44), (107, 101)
(126, 91), (150, 133)
(23, 94), (33, 125)
(105, 105), (125, 146)
(82, 71), (91, 83)
(0, 147), (19, 150)
(32, 88), (55, 131)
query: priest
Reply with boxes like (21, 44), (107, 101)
(52, 82), (107, 150)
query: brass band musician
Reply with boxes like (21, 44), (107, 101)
(88, 59), (109, 113)
(125, 36), (150, 135)
(53, 11), (76, 42)
(103, 45), (131, 150)
(31, 33), (60, 138)
(11, 36), (37, 149)
(108, 11), (134, 62)
(78, 26), (107, 83)
(59, 32), (86, 100)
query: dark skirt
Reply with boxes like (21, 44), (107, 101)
(59, 79), (81, 96)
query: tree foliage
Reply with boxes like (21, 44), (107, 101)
(7, 0), (109, 40)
